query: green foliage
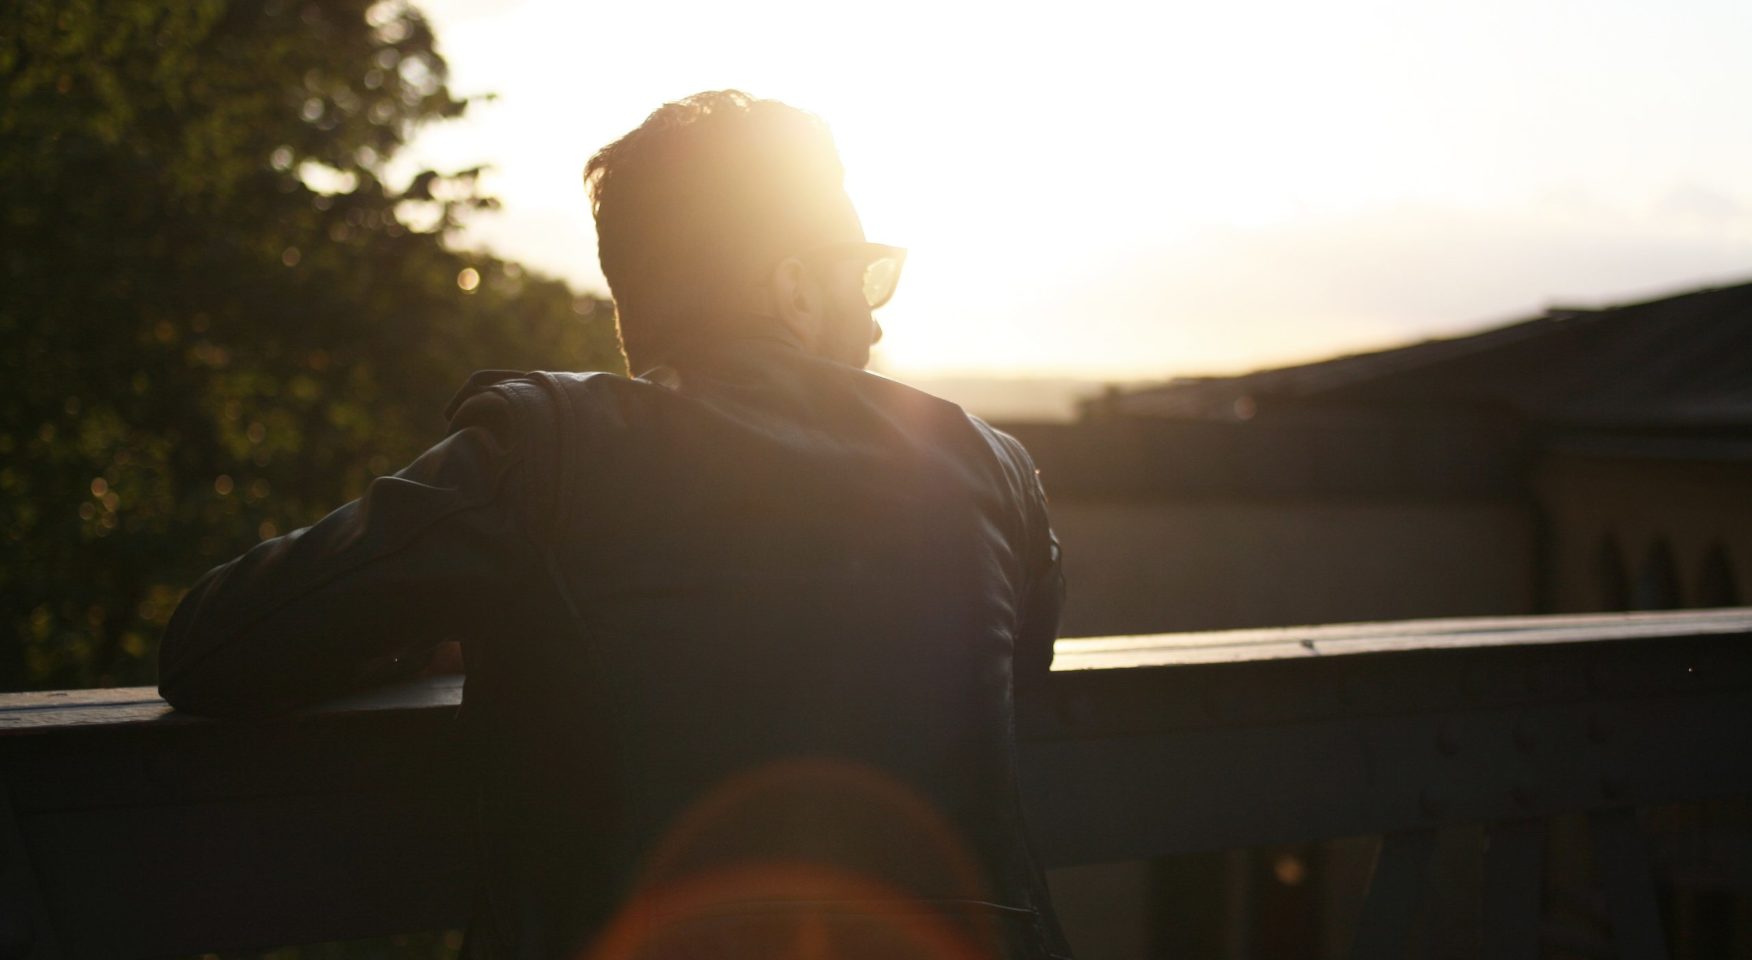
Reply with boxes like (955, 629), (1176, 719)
(0, 0), (622, 690)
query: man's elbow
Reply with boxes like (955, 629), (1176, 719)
(157, 641), (257, 719)
(156, 672), (216, 717)
(157, 597), (271, 719)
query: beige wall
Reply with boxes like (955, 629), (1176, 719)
(1049, 498), (1537, 637)
(1537, 453), (1752, 613)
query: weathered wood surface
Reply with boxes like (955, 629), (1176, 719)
(2, 610), (1749, 958)
(1052, 607), (1752, 670)
(0, 676), (465, 734)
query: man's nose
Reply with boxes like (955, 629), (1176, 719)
(871, 319), (883, 346)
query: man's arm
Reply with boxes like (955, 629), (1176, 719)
(1015, 483), (1063, 704)
(1016, 519), (1063, 687)
(159, 385), (537, 718)
(993, 431), (1062, 705)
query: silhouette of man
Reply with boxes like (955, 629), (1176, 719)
(160, 90), (1072, 960)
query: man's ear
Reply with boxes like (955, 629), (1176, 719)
(770, 257), (822, 350)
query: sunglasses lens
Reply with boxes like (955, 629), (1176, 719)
(862, 256), (903, 310)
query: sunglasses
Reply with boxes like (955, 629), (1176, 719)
(797, 241), (908, 311)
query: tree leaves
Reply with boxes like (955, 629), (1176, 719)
(0, 0), (622, 690)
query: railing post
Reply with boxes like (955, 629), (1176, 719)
(1481, 817), (1545, 960)
(1348, 828), (1437, 960)
(0, 774), (59, 960)
(1592, 807), (1670, 960)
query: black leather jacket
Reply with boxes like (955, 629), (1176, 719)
(160, 336), (1072, 959)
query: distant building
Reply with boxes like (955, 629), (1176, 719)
(1000, 278), (1752, 636)
(1007, 279), (1752, 959)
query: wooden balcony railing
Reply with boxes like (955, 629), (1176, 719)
(3, 609), (1750, 959)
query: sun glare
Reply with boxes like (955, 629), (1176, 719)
(411, 0), (1752, 380)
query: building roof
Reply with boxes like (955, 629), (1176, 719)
(1094, 279), (1752, 430)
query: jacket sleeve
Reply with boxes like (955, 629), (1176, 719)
(158, 383), (537, 718)
(1015, 476), (1064, 695)
(995, 431), (1063, 700)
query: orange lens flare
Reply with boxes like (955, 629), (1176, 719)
(583, 758), (1002, 960)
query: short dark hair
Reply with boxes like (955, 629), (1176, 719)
(584, 90), (855, 371)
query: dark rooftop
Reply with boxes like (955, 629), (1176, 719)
(1092, 279), (1752, 430)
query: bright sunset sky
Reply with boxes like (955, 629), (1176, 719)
(398, 0), (1751, 380)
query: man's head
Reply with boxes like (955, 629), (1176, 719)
(585, 90), (892, 372)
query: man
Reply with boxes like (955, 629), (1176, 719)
(161, 90), (1072, 960)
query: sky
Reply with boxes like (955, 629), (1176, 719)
(397, 0), (1752, 381)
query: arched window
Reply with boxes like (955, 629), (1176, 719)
(1631, 537), (1681, 611)
(1598, 533), (1630, 611)
(1698, 541), (1741, 608)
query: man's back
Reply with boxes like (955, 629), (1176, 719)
(162, 336), (1070, 959)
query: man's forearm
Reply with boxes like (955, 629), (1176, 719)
(160, 390), (530, 717)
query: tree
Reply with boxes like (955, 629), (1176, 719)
(0, 0), (622, 690)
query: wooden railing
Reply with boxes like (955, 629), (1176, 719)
(3, 609), (1750, 958)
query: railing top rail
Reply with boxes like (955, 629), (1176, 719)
(1053, 607), (1752, 670)
(3, 608), (1748, 736)
(0, 675), (465, 737)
